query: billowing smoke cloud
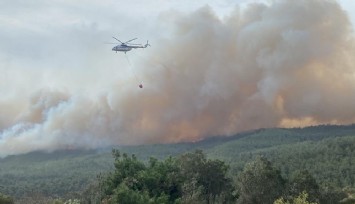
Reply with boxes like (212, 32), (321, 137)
(1, 0), (355, 156)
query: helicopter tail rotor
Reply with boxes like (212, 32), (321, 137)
(144, 40), (151, 48)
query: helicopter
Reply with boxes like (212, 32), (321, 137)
(110, 37), (150, 53)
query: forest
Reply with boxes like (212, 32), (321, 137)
(0, 124), (354, 203)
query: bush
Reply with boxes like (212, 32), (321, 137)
(0, 193), (14, 204)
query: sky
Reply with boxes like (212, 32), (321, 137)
(0, 0), (355, 156)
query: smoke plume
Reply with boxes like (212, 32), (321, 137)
(1, 0), (355, 156)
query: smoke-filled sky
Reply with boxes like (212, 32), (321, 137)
(0, 0), (355, 157)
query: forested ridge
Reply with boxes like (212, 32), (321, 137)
(0, 124), (354, 203)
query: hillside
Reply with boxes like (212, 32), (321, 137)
(206, 128), (355, 187)
(0, 124), (354, 199)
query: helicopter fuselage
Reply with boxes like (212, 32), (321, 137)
(112, 44), (132, 52)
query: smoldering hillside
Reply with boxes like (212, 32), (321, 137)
(1, 0), (355, 156)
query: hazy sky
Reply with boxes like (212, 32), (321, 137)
(0, 0), (354, 86)
(1, 0), (355, 156)
(0, 0), (238, 94)
(0, 0), (353, 94)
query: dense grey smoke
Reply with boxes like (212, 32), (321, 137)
(1, 0), (355, 156)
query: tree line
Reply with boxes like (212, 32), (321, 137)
(2, 149), (355, 203)
(1, 125), (355, 202)
(80, 150), (354, 204)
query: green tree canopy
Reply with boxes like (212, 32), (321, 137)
(0, 193), (14, 204)
(178, 150), (235, 203)
(99, 149), (235, 204)
(237, 156), (285, 204)
(288, 170), (320, 203)
(274, 192), (317, 204)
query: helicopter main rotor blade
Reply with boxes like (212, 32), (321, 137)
(112, 37), (124, 44)
(126, 43), (142, 45)
(125, 38), (138, 44)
